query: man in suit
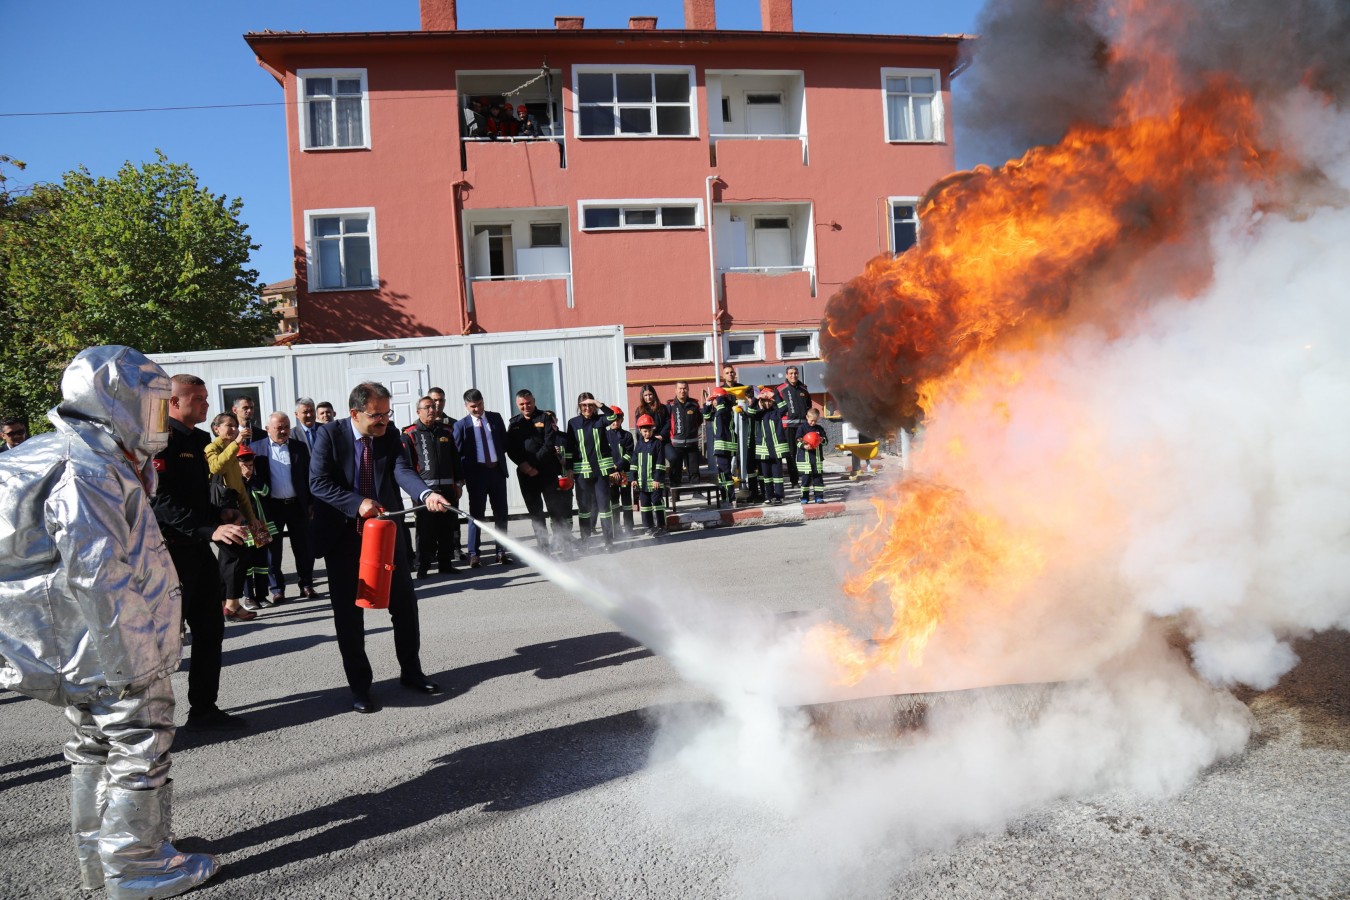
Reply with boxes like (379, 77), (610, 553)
(292, 397), (321, 447)
(452, 388), (511, 567)
(309, 382), (453, 714)
(250, 412), (316, 604)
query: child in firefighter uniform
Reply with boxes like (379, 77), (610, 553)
(702, 388), (738, 506)
(237, 448), (278, 609)
(631, 415), (668, 537)
(796, 407), (828, 504)
(746, 388), (791, 505)
(0, 346), (220, 899)
(606, 405), (636, 535)
(565, 394), (617, 550)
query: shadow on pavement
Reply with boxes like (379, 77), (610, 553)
(183, 706), (658, 880)
(440, 631), (653, 698)
(0, 752), (66, 793)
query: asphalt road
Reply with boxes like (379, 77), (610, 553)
(1, 516), (1346, 899)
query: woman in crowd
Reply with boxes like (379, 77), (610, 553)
(633, 383), (669, 445)
(205, 411), (267, 620)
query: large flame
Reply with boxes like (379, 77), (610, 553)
(814, 52), (1282, 684)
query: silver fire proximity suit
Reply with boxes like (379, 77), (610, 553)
(0, 346), (219, 899)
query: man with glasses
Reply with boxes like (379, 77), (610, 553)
(309, 382), (454, 714)
(402, 396), (463, 578)
(0, 418), (28, 452)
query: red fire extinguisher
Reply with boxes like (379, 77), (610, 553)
(356, 517), (397, 609)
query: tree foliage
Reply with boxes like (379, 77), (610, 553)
(0, 152), (276, 427)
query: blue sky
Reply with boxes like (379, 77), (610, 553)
(3, 0), (986, 285)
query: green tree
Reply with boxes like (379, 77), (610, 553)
(0, 152), (276, 427)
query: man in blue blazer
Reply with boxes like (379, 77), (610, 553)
(309, 382), (454, 714)
(451, 388), (511, 567)
(250, 412), (315, 604)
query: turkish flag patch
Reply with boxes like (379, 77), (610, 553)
(152, 458), (166, 472)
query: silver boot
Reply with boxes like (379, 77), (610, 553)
(99, 785), (219, 900)
(70, 764), (108, 890)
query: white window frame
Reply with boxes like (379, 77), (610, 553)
(304, 207), (378, 292)
(501, 357), (564, 417)
(888, 196), (921, 255)
(722, 332), (765, 363)
(880, 67), (943, 144)
(579, 198), (703, 232)
(297, 68), (371, 151)
(777, 330), (819, 360)
(210, 376), (276, 431)
(573, 64), (700, 139)
(625, 334), (712, 366)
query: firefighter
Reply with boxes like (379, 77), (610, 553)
(0, 346), (221, 898)
(663, 381), (703, 485)
(607, 405), (635, 535)
(564, 394), (617, 550)
(776, 365), (813, 488)
(702, 387), (738, 506)
(796, 407), (829, 504)
(402, 396), (464, 578)
(746, 387), (791, 504)
(631, 414), (668, 537)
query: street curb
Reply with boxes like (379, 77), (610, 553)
(666, 500), (854, 531)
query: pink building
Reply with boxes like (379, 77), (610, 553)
(246, 0), (965, 409)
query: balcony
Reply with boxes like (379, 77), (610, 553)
(470, 276), (573, 332)
(706, 70), (808, 166)
(722, 268), (816, 319)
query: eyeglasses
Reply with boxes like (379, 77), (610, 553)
(358, 410), (391, 420)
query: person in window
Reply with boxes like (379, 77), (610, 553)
(515, 104), (542, 138)
(463, 98), (487, 138)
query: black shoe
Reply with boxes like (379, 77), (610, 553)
(416, 569), (430, 580)
(185, 709), (248, 731)
(401, 678), (441, 695)
(468, 554), (482, 569)
(497, 551), (512, 565)
(352, 695), (379, 714)
(301, 586), (319, 600)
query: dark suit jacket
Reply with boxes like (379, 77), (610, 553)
(308, 419), (429, 557)
(452, 412), (509, 476)
(248, 437), (312, 511)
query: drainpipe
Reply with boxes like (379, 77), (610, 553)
(706, 174), (722, 378)
(452, 179), (472, 334)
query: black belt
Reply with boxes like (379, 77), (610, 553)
(270, 497), (299, 504)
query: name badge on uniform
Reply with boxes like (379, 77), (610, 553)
(179, 452), (195, 459)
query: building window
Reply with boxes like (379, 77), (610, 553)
(778, 331), (818, 359)
(625, 335), (711, 365)
(881, 68), (941, 143)
(530, 223), (563, 247)
(306, 209), (376, 290)
(299, 69), (368, 150)
(890, 200), (920, 254)
(580, 200), (701, 231)
(575, 67), (697, 137)
(723, 332), (764, 363)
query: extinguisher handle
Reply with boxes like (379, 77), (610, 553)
(376, 505), (425, 519)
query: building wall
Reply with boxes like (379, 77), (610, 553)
(263, 31), (961, 414)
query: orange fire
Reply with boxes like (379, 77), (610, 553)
(815, 59), (1279, 683)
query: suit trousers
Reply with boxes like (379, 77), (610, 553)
(464, 464), (509, 556)
(167, 543), (225, 716)
(262, 498), (314, 595)
(413, 507), (458, 574)
(325, 524), (423, 696)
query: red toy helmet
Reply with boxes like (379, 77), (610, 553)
(558, 474), (574, 491)
(757, 387), (776, 401)
(236, 445), (255, 459)
(608, 405), (624, 421)
(802, 431), (823, 450)
(710, 387), (727, 399)
(635, 414), (656, 428)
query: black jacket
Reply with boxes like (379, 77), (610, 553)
(151, 418), (221, 545)
(401, 420), (462, 489)
(248, 437), (312, 512)
(506, 409), (564, 479)
(665, 397), (702, 446)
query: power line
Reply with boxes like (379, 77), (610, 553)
(0, 101), (287, 118)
